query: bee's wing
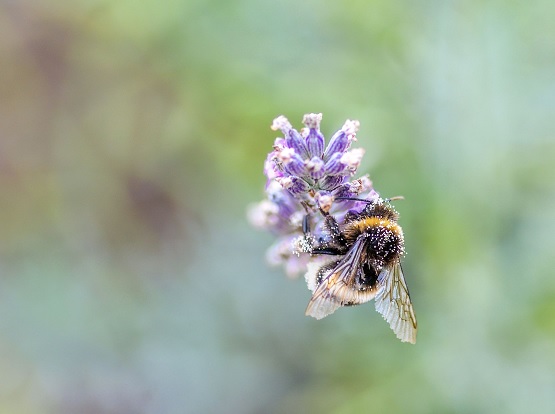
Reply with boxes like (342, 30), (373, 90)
(305, 238), (368, 320)
(375, 262), (417, 344)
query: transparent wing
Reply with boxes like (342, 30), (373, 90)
(305, 238), (376, 319)
(375, 262), (417, 344)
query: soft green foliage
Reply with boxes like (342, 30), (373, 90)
(1, 1), (555, 413)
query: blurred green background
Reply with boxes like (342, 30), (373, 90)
(2, 1), (555, 413)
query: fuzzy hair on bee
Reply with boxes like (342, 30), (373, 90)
(304, 197), (417, 344)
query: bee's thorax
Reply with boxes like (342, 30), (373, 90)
(343, 217), (405, 269)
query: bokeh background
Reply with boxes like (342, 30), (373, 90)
(2, 1), (555, 413)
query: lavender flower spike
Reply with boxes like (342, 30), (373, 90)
(249, 113), (377, 279)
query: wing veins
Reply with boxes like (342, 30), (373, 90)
(305, 237), (368, 319)
(375, 262), (417, 343)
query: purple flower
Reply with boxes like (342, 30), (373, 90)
(249, 113), (378, 279)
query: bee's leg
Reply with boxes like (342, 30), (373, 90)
(302, 212), (341, 255)
(311, 248), (344, 255)
(302, 213), (311, 236)
(320, 210), (346, 247)
(309, 209), (348, 256)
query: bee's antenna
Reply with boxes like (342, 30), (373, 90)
(334, 196), (374, 204)
(335, 196), (405, 204)
(385, 196), (404, 202)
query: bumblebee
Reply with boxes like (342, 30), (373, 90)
(304, 197), (417, 344)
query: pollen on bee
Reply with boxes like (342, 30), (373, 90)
(292, 234), (315, 255)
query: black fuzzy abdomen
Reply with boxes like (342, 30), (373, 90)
(365, 226), (403, 269)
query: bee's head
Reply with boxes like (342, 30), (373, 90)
(334, 195), (402, 222)
(363, 198), (400, 222)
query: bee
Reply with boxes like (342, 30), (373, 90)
(304, 197), (417, 343)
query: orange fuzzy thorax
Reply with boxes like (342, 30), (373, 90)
(343, 217), (404, 243)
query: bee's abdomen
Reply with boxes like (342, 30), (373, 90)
(366, 225), (404, 267)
